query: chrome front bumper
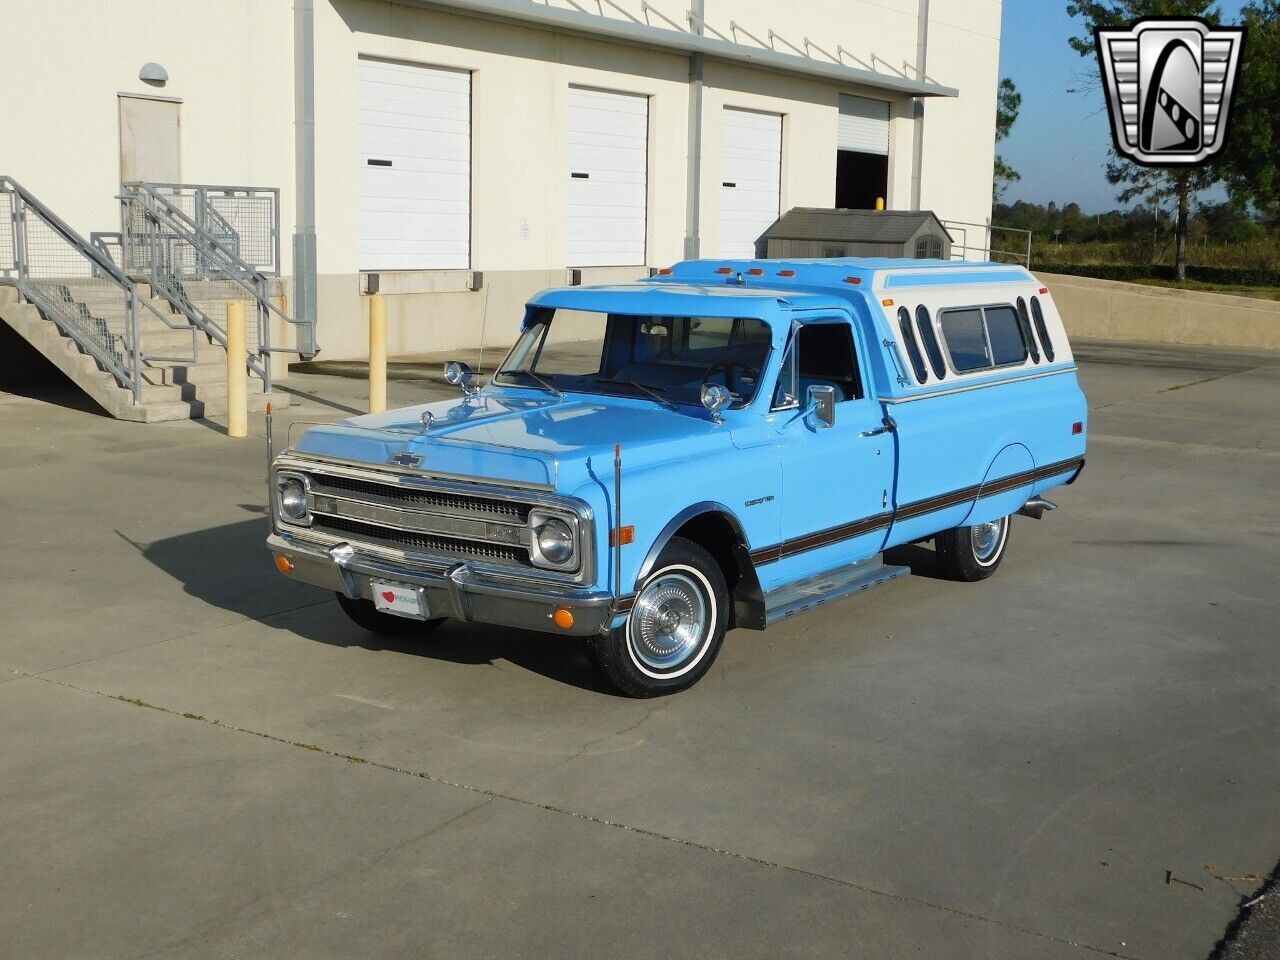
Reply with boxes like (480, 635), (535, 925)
(269, 531), (616, 636)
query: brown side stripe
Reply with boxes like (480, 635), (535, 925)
(748, 456), (1084, 566)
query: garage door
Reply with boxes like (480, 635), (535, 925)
(719, 108), (782, 259)
(837, 94), (890, 155)
(357, 59), (470, 271)
(567, 87), (648, 267)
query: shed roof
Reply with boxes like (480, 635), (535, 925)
(763, 208), (953, 244)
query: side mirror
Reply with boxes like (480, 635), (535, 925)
(443, 360), (479, 396)
(807, 385), (836, 428)
(700, 382), (731, 423)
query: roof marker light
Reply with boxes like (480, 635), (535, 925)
(844, 276), (862, 285)
(881, 298), (894, 307)
(1039, 287), (1048, 294)
(778, 269), (796, 278)
(658, 267), (672, 275)
(716, 266), (733, 274)
(747, 267), (764, 276)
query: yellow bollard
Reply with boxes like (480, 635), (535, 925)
(875, 196), (885, 211)
(226, 301), (248, 438)
(369, 293), (387, 414)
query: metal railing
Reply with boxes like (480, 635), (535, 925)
(120, 182), (314, 390)
(0, 176), (195, 405)
(941, 220), (1033, 268)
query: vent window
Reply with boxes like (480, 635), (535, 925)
(1030, 296), (1056, 362)
(1016, 297), (1041, 363)
(915, 305), (946, 380)
(896, 306), (927, 383)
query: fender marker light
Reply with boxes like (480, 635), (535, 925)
(1039, 287), (1049, 294)
(553, 608), (575, 630)
(610, 525), (635, 547)
(1072, 421), (1084, 435)
(844, 276), (862, 284)
(275, 555), (294, 574)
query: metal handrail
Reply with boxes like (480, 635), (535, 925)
(121, 182), (317, 389)
(0, 176), (196, 405)
(941, 219), (1033, 268)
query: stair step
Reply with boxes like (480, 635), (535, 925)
(764, 557), (910, 626)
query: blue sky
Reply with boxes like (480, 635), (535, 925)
(996, 0), (1248, 211)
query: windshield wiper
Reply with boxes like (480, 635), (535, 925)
(497, 368), (562, 398)
(593, 377), (677, 411)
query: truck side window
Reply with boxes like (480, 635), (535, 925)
(983, 305), (1028, 366)
(1016, 297), (1041, 363)
(796, 323), (863, 401)
(915, 305), (946, 380)
(939, 307), (990, 372)
(1030, 296), (1056, 362)
(896, 307), (927, 384)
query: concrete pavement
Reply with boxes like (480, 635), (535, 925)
(2, 340), (1278, 959)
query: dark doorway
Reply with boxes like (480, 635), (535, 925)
(835, 150), (888, 210)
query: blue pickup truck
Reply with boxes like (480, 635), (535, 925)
(268, 258), (1087, 696)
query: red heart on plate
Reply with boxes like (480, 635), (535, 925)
(381, 591), (396, 603)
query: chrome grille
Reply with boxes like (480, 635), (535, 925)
(306, 472), (530, 523)
(316, 516), (531, 567)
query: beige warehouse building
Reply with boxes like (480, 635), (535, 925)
(0, 0), (1002, 392)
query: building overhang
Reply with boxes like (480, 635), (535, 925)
(392, 0), (959, 98)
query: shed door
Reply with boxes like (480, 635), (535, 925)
(837, 95), (889, 154)
(119, 95), (180, 184)
(357, 59), (470, 271)
(567, 87), (648, 267)
(719, 107), (782, 259)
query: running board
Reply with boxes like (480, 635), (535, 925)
(764, 556), (910, 626)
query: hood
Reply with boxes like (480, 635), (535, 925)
(291, 389), (733, 491)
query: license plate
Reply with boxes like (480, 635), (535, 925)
(371, 580), (428, 620)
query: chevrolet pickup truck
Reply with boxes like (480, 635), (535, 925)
(268, 258), (1087, 696)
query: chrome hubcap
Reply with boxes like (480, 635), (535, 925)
(629, 571), (708, 674)
(971, 517), (1006, 563)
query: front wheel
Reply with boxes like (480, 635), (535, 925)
(935, 514), (1011, 582)
(585, 537), (728, 697)
(335, 593), (447, 636)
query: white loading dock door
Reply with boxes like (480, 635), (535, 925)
(837, 94), (890, 155)
(357, 59), (471, 271)
(567, 87), (648, 267)
(719, 108), (782, 259)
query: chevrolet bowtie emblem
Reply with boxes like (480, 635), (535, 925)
(1096, 17), (1245, 167)
(389, 452), (423, 468)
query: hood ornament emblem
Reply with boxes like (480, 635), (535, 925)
(419, 410), (434, 432)
(389, 452), (423, 468)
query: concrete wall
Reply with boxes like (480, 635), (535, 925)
(1042, 272), (1280, 351)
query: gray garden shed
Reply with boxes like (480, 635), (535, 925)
(762, 208), (953, 260)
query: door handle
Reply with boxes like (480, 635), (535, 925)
(861, 415), (897, 438)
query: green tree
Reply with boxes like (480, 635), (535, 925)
(1219, 1), (1280, 217)
(1066, 0), (1224, 282)
(993, 77), (1022, 200)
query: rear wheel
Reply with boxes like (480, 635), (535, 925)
(935, 514), (1011, 582)
(335, 593), (447, 636)
(585, 537), (728, 698)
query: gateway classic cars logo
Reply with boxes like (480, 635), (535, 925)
(1096, 17), (1245, 166)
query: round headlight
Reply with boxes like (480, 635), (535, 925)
(279, 478), (308, 521)
(535, 518), (575, 565)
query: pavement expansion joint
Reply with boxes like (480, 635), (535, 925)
(18, 671), (1149, 960)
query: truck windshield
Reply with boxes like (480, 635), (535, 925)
(494, 309), (772, 409)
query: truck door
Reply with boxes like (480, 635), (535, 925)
(769, 315), (896, 584)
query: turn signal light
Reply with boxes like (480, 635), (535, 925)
(275, 554), (294, 574)
(553, 608), (575, 630)
(610, 525), (635, 547)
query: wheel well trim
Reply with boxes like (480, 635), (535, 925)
(633, 501), (753, 591)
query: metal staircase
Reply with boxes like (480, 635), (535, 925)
(0, 177), (304, 422)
